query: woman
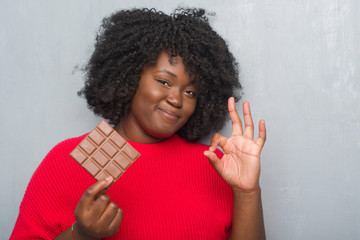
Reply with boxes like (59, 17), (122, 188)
(11, 8), (266, 240)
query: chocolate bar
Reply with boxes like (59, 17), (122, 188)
(70, 120), (140, 182)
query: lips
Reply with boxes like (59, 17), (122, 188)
(157, 108), (180, 122)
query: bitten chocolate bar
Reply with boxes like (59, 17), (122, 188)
(70, 120), (140, 182)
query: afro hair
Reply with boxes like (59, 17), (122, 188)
(79, 8), (241, 142)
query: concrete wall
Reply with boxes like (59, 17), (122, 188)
(1, 0), (359, 239)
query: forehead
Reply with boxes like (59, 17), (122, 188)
(142, 51), (187, 77)
(149, 50), (197, 84)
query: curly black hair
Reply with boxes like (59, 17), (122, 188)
(79, 7), (241, 142)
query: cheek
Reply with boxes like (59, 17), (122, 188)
(141, 87), (164, 102)
(184, 99), (197, 118)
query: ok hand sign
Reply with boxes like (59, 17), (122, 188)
(204, 97), (266, 193)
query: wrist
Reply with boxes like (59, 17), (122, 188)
(232, 187), (261, 201)
(73, 222), (100, 240)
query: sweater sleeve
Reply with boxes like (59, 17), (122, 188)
(10, 136), (92, 239)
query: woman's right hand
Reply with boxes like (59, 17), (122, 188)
(73, 177), (123, 240)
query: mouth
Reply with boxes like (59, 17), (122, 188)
(157, 108), (180, 122)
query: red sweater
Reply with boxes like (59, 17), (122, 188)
(11, 134), (233, 239)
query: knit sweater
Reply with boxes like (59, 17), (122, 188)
(10, 134), (233, 239)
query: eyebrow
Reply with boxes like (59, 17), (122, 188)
(155, 70), (177, 78)
(155, 69), (197, 86)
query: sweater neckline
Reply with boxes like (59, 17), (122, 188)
(126, 134), (184, 153)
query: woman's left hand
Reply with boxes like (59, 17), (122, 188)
(204, 97), (266, 193)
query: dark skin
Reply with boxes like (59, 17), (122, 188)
(55, 177), (123, 240)
(115, 50), (198, 143)
(55, 51), (266, 239)
(204, 98), (266, 240)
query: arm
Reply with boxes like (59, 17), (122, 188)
(204, 97), (266, 240)
(229, 188), (265, 240)
(10, 138), (123, 240)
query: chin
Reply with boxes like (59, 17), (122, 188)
(147, 127), (179, 140)
(146, 123), (183, 140)
(150, 132), (175, 140)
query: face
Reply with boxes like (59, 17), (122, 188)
(117, 50), (198, 143)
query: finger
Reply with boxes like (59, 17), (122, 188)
(255, 119), (266, 148)
(99, 201), (120, 226)
(243, 101), (254, 139)
(91, 194), (111, 218)
(77, 177), (114, 212)
(228, 97), (243, 136)
(209, 133), (228, 151)
(107, 208), (123, 236)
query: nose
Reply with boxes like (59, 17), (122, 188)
(166, 89), (182, 108)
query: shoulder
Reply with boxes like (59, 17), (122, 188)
(30, 134), (88, 175)
(28, 133), (94, 190)
(46, 133), (88, 157)
(22, 132), (94, 208)
(13, 133), (92, 238)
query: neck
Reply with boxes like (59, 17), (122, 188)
(115, 119), (166, 144)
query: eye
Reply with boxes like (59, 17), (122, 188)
(156, 79), (170, 87)
(185, 90), (197, 97)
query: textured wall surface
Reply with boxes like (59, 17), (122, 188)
(1, 0), (359, 239)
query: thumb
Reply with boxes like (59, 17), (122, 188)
(95, 176), (114, 199)
(204, 150), (224, 175)
(77, 176), (114, 213)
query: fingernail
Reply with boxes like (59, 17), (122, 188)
(105, 176), (112, 181)
(209, 146), (214, 151)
